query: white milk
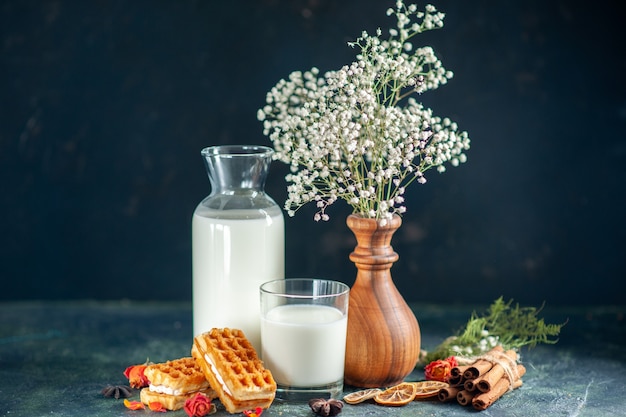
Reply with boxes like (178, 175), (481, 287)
(192, 210), (284, 352)
(261, 304), (348, 387)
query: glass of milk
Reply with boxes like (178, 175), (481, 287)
(260, 278), (350, 401)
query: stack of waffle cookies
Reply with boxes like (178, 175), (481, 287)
(140, 357), (216, 410)
(139, 328), (276, 413)
(192, 328), (277, 413)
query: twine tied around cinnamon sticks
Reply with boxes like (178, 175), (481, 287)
(437, 345), (526, 410)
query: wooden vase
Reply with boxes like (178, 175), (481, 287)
(344, 214), (421, 388)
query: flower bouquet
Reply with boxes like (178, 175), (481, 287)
(258, 0), (470, 224)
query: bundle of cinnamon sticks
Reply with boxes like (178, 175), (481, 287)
(437, 346), (525, 410)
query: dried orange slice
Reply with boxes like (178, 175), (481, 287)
(343, 388), (382, 404)
(408, 380), (450, 399)
(374, 382), (417, 406)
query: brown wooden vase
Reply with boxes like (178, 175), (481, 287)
(344, 214), (421, 388)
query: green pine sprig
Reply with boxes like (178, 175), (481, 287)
(422, 297), (567, 364)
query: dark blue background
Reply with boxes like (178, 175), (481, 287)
(1, 0), (624, 305)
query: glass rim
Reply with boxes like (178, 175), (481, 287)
(260, 278), (350, 299)
(201, 145), (274, 157)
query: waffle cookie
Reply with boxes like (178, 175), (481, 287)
(139, 357), (216, 410)
(192, 328), (276, 413)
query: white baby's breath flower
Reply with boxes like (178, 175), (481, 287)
(259, 0), (470, 223)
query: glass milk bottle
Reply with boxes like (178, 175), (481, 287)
(192, 145), (284, 352)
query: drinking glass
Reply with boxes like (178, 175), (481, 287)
(260, 278), (350, 401)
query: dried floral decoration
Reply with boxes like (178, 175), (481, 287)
(123, 360), (151, 389)
(101, 384), (132, 399)
(149, 402), (167, 412)
(424, 356), (458, 382)
(308, 398), (344, 416)
(184, 392), (216, 417)
(242, 407), (264, 417)
(123, 399), (145, 410)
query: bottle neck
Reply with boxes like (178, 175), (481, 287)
(202, 145), (273, 195)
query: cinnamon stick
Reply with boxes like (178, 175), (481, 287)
(463, 345), (503, 379)
(456, 389), (476, 406)
(450, 365), (470, 379)
(438, 386), (461, 402)
(475, 349), (519, 393)
(463, 378), (478, 392)
(472, 364), (526, 411)
(447, 374), (464, 387)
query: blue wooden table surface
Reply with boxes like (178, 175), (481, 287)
(0, 301), (624, 416)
